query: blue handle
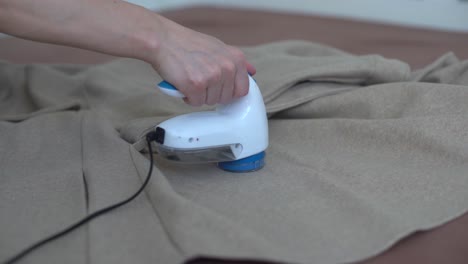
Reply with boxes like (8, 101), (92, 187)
(158, 80), (178, 91)
(158, 73), (255, 91)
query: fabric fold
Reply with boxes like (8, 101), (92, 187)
(1, 40), (468, 264)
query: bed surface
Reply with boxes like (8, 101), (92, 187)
(1, 7), (467, 264)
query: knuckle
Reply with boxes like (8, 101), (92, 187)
(209, 67), (222, 82)
(222, 61), (236, 74)
(230, 47), (245, 60)
(187, 76), (206, 91)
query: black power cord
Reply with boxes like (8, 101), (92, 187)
(4, 132), (158, 264)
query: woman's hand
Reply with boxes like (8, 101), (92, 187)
(147, 17), (256, 106)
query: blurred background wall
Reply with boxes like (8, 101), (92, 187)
(127, 0), (468, 32)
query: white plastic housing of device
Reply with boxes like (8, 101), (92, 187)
(156, 75), (268, 161)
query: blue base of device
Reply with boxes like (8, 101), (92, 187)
(218, 151), (265, 172)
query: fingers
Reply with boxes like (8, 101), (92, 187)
(183, 48), (251, 106)
(229, 48), (250, 99)
(233, 69), (249, 99)
(229, 47), (250, 100)
(205, 63), (223, 106)
(153, 28), (254, 106)
(218, 61), (236, 104)
(182, 72), (207, 107)
(184, 60), (223, 106)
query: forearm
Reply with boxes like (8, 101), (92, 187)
(0, 0), (256, 106)
(0, 0), (163, 61)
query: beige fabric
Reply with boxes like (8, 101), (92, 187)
(1, 41), (468, 264)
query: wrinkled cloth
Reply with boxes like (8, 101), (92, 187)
(1, 41), (468, 264)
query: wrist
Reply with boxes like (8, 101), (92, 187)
(132, 12), (169, 65)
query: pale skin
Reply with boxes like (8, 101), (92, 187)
(0, 0), (256, 106)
